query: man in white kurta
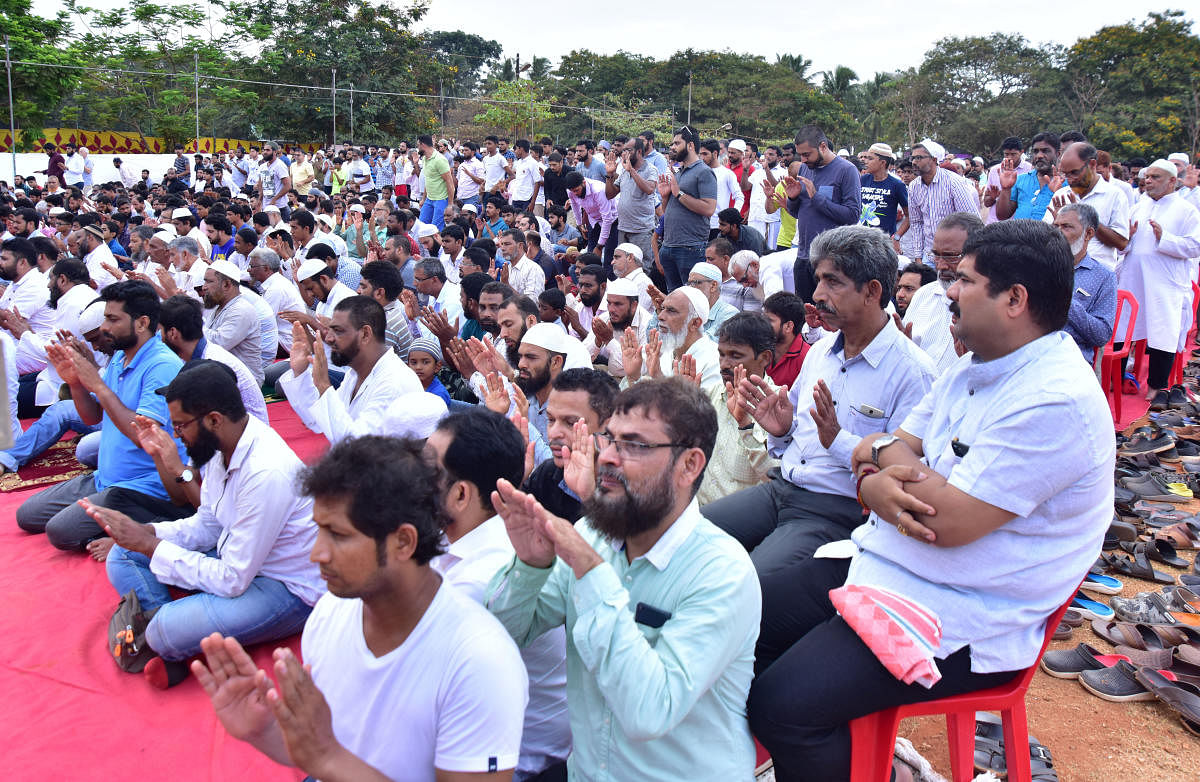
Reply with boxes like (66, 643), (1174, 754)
(279, 295), (422, 444)
(1117, 159), (1200, 397)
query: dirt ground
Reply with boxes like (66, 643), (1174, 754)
(901, 447), (1200, 781)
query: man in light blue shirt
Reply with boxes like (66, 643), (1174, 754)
(703, 225), (936, 576)
(17, 280), (192, 552)
(750, 219), (1113, 781)
(488, 377), (760, 782)
(1053, 202), (1117, 358)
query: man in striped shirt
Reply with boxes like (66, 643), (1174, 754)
(906, 139), (979, 264)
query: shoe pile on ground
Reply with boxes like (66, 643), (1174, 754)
(1041, 397), (1200, 736)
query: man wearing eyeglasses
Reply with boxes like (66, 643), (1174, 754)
(487, 377), (761, 781)
(905, 139), (980, 265)
(93, 361), (321, 689)
(1040, 142), (1130, 271)
(902, 212), (984, 374)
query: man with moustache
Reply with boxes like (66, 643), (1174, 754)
(696, 312), (779, 506)
(1041, 142), (1130, 271)
(583, 277), (652, 379)
(568, 263), (607, 334)
(701, 226), (936, 575)
(477, 280), (515, 339)
(487, 377), (761, 781)
(622, 286), (722, 393)
(1052, 203), (1117, 359)
(904, 139), (978, 266)
(515, 322), (569, 442)
(522, 367), (619, 525)
(17, 281), (193, 551)
(994, 131), (1061, 222)
(90, 361), (321, 689)
(902, 212), (984, 374)
(279, 294), (422, 444)
(201, 260), (265, 384)
(1115, 159), (1200, 407)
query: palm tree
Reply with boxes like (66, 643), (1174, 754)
(820, 66), (859, 106)
(775, 53), (814, 84)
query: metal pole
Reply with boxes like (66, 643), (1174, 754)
(3, 36), (15, 183)
(331, 68), (337, 146)
(194, 52), (200, 153)
(349, 84), (354, 144)
(687, 71), (692, 126)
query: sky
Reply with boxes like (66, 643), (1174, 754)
(31, 0), (1196, 82)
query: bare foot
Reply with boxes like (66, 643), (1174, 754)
(87, 537), (115, 562)
(1145, 387), (1160, 401)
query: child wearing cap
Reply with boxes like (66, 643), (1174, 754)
(406, 337), (451, 405)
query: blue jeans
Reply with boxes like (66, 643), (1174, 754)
(0, 399), (101, 472)
(659, 243), (707, 291)
(419, 198), (448, 230)
(106, 546), (313, 661)
(460, 194), (481, 210)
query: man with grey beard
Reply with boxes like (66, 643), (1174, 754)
(620, 286), (720, 392)
(1052, 202), (1117, 358)
(487, 377), (761, 781)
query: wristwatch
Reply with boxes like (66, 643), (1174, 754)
(870, 434), (900, 467)
(175, 468), (195, 484)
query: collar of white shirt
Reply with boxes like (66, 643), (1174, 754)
(443, 515), (508, 569)
(606, 498), (701, 571)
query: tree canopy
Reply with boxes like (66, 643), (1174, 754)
(8, 3), (1197, 160)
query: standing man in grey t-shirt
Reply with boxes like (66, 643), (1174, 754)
(605, 137), (658, 277)
(656, 126), (718, 291)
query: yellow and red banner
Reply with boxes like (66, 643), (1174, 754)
(1, 128), (321, 154)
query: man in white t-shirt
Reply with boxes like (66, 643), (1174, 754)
(348, 148), (375, 194)
(193, 435), (527, 782)
(509, 140), (543, 212)
(426, 408), (571, 781)
(483, 136), (510, 195)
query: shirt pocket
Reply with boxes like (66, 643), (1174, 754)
(844, 401), (888, 437)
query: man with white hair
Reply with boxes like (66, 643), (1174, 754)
(202, 259), (266, 384)
(623, 286), (721, 392)
(612, 242), (653, 313)
(728, 250), (785, 313)
(686, 261), (739, 339)
(247, 246), (305, 353)
(906, 139), (979, 264)
(168, 236), (208, 300)
(1116, 159), (1200, 407)
(903, 212), (984, 374)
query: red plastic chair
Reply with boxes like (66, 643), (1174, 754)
(1167, 281), (1200, 388)
(846, 592), (1076, 782)
(1100, 290), (1138, 423)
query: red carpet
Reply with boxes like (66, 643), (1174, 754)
(0, 439), (93, 493)
(0, 402), (325, 781)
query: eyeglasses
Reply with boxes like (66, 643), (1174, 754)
(172, 414), (205, 436)
(929, 251), (963, 262)
(909, 154), (932, 162)
(413, 274), (431, 283)
(593, 431), (686, 459)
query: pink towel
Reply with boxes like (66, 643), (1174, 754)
(830, 584), (944, 688)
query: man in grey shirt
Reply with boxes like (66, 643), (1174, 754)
(203, 259), (266, 384)
(605, 138), (658, 275)
(656, 126), (718, 291)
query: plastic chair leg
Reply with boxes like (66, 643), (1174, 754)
(944, 711), (977, 781)
(1001, 706), (1032, 782)
(848, 709), (903, 782)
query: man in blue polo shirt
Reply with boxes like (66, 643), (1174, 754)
(995, 131), (1061, 221)
(16, 280), (192, 553)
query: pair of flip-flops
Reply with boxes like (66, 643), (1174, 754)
(973, 712), (1057, 780)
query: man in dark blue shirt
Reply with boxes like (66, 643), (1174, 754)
(783, 126), (862, 302)
(858, 143), (908, 240)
